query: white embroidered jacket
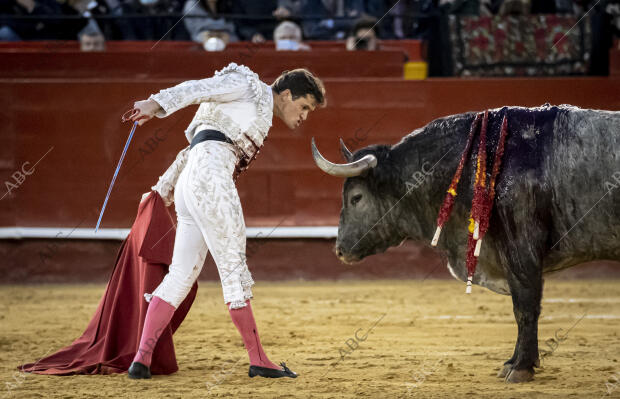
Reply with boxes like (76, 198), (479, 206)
(148, 63), (274, 205)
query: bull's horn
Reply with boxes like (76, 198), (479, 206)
(339, 138), (353, 161)
(311, 137), (377, 177)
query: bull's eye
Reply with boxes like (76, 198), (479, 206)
(350, 194), (362, 206)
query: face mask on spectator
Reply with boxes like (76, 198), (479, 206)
(203, 37), (226, 51)
(276, 39), (300, 51)
(139, 0), (158, 6)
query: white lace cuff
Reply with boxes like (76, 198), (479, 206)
(228, 300), (249, 310)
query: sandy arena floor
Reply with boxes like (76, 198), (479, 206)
(1, 280), (619, 399)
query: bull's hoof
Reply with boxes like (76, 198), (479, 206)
(497, 364), (512, 378)
(505, 368), (534, 383)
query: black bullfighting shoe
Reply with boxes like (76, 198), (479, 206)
(128, 361), (151, 379)
(248, 362), (298, 379)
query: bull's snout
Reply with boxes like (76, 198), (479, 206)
(334, 245), (344, 260)
(334, 243), (359, 264)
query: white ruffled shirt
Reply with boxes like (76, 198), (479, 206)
(147, 63), (274, 205)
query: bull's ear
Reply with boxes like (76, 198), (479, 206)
(339, 138), (353, 162)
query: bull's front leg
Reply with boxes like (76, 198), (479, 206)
(494, 197), (546, 383)
(503, 270), (542, 383)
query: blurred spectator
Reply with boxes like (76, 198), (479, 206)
(0, 25), (20, 40)
(183, 0), (237, 44)
(573, 0), (595, 13)
(299, 0), (351, 40)
(78, 18), (105, 50)
(68, 0), (114, 36)
(479, 0), (499, 15)
(298, 0), (338, 40)
(346, 16), (378, 50)
(273, 20), (310, 50)
(409, 0), (441, 39)
(356, 0), (393, 38)
(479, 0), (534, 15)
(112, 0), (188, 40)
(273, 0), (302, 19)
(196, 25), (232, 50)
(201, 36), (223, 50)
(296, 0), (392, 40)
(555, 0), (575, 13)
(498, 0), (529, 15)
(587, 0), (615, 75)
(0, 0), (84, 39)
(231, 0), (278, 43)
(390, 0), (407, 39)
(608, 0), (620, 39)
(440, 0), (481, 15)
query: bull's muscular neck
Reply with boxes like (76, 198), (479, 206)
(388, 113), (477, 243)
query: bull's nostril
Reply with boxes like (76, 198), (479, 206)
(336, 249), (343, 257)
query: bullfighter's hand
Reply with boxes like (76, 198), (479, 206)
(140, 192), (150, 203)
(131, 99), (161, 126)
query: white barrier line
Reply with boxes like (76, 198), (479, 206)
(0, 226), (339, 240)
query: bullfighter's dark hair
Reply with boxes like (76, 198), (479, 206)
(272, 69), (326, 107)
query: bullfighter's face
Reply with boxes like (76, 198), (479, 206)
(276, 90), (318, 130)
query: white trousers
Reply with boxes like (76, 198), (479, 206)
(145, 141), (254, 310)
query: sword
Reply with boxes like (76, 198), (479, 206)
(95, 109), (139, 232)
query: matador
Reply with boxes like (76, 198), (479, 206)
(126, 62), (325, 380)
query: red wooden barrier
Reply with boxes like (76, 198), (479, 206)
(1, 77), (619, 229)
(0, 39), (423, 60)
(0, 49), (406, 79)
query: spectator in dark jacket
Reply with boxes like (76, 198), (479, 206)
(0, 0), (85, 39)
(231, 0), (278, 42)
(111, 0), (188, 40)
(183, 0), (237, 44)
(298, 0), (392, 40)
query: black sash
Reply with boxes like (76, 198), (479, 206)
(190, 129), (233, 149)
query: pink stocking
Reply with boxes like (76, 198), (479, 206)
(132, 296), (176, 367)
(228, 300), (279, 369)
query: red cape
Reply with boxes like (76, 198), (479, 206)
(17, 192), (197, 375)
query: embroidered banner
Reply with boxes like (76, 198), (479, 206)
(448, 15), (592, 76)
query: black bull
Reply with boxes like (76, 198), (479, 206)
(312, 105), (620, 383)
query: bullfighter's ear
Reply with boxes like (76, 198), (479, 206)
(339, 138), (353, 162)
